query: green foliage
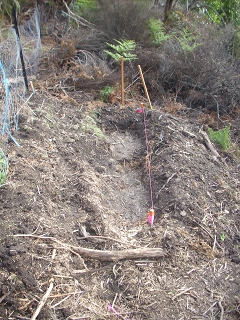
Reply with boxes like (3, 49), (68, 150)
(71, 0), (97, 14)
(177, 28), (200, 52)
(181, 0), (240, 26)
(208, 125), (231, 150)
(149, 18), (171, 46)
(220, 233), (226, 241)
(104, 39), (138, 62)
(204, 0), (240, 26)
(0, 149), (8, 186)
(0, 0), (20, 19)
(100, 85), (115, 103)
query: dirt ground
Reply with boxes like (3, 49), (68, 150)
(0, 49), (240, 319)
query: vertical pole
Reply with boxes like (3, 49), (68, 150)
(12, 6), (29, 90)
(138, 65), (152, 109)
(120, 56), (124, 106)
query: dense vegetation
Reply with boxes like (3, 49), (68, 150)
(1, 0), (240, 130)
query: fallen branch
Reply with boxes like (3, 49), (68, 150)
(74, 246), (165, 261)
(14, 234), (165, 261)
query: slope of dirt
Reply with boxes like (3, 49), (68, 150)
(0, 89), (239, 320)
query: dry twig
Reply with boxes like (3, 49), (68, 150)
(156, 172), (177, 198)
(0, 292), (10, 303)
(218, 300), (224, 320)
(172, 287), (193, 300)
(201, 131), (220, 158)
(30, 280), (54, 320)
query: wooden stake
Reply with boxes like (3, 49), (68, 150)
(120, 56), (124, 106)
(138, 65), (153, 109)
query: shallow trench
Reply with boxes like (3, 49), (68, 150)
(100, 131), (150, 221)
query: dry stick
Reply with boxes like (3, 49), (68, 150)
(51, 295), (70, 308)
(138, 65), (153, 109)
(218, 300), (224, 320)
(201, 131), (220, 158)
(49, 291), (86, 298)
(63, 0), (95, 28)
(0, 292), (10, 303)
(120, 56), (124, 106)
(193, 219), (222, 250)
(14, 234), (165, 261)
(30, 281), (54, 320)
(203, 301), (218, 315)
(172, 287), (193, 300)
(156, 172), (177, 198)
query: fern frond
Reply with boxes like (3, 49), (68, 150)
(105, 39), (137, 62)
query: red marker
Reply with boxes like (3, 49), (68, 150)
(148, 209), (154, 226)
(137, 102), (145, 113)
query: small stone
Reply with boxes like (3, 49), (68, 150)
(116, 164), (124, 173)
(64, 137), (75, 143)
(73, 124), (79, 130)
(180, 210), (187, 217)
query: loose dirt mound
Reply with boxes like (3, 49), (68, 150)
(0, 90), (239, 319)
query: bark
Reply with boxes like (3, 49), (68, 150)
(164, 0), (174, 22)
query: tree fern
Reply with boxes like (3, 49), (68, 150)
(104, 39), (137, 62)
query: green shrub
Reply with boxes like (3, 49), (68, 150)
(0, 149), (8, 186)
(70, 0), (97, 17)
(208, 125), (231, 150)
(176, 27), (200, 53)
(83, 0), (154, 42)
(100, 85), (115, 102)
(149, 18), (171, 46)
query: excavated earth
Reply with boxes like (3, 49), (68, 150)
(0, 85), (240, 319)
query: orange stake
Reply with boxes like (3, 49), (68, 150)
(138, 65), (153, 109)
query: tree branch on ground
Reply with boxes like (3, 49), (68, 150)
(14, 234), (165, 262)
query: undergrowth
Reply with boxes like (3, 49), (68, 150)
(0, 148), (8, 186)
(100, 85), (115, 103)
(208, 125), (231, 150)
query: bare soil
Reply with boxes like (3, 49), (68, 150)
(0, 58), (240, 320)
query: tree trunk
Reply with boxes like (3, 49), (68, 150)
(164, 0), (174, 22)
